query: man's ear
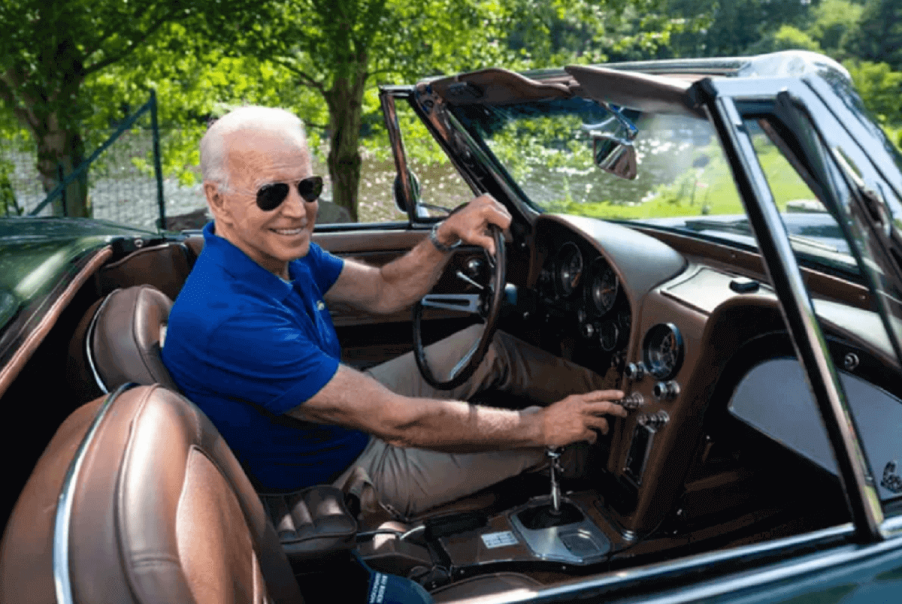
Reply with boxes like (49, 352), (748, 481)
(205, 182), (230, 223)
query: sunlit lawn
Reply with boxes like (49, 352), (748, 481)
(545, 142), (817, 221)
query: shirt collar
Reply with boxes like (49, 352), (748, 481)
(202, 221), (294, 301)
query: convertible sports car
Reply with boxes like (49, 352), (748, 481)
(1, 50), (901, 603)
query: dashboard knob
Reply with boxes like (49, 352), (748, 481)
(624, 362), (646, 381)
(639, 411), (669, 430)
(580, 322), (596, 339)
(653, 381), (680, 400)
(616, 392), (645, 411)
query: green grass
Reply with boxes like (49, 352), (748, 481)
(543, 138), (818, 221)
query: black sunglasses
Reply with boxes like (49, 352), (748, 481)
(256, 176), (324, 211)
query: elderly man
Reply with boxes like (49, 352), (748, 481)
(162, 106), (626, 518)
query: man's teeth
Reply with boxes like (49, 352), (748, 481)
(274, 228), (302, 235)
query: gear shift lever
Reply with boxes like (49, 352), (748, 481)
(516, 446), (583, 529)
(547, 446), (563, 514)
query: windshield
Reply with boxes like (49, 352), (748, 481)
(449, 97), (857, 276)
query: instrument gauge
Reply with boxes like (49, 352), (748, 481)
(617, 309), (632, 340)
(555, 242), (583, 297)
(642, 323), (684, 380)
(599, 321), (620, 352)
(587, 260), (619, 316)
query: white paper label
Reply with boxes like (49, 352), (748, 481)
(481, 531), (518, 549)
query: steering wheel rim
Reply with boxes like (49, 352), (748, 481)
(412, 225), (506, 390)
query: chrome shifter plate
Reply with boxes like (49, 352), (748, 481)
(508, 497), (611, 565)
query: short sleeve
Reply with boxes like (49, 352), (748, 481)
(200, 309), (339, 415)
(301, 242), (345, 294)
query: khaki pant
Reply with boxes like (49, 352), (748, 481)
(333, 326), (609, 518)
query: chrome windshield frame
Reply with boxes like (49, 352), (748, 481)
(699, 77), (885, 542)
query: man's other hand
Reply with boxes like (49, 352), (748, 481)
(540, 390), (628, 447)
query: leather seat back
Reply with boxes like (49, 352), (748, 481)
(88, 285), (178, 392)
(0, 385), (303, 604)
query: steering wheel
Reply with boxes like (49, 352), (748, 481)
(413, 225), (506, 390)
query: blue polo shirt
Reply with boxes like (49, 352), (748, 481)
(161, 222), (369, 490)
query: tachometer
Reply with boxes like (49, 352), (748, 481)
(555, 242), (583, 297)
(587, 259), (619, 316)
(642, 323), (684, 380)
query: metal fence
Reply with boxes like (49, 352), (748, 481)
(0, 91), (209, 231)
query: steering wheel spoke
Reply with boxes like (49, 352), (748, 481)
(420, 293), (483, 315)
(413, 225), (506, 389)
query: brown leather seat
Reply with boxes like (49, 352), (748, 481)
(84, 284), (360, 568)
(0, 384), (303, 603)
(87, 285), (178, 392)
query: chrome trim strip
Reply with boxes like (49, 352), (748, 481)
(707, 91), (884, 540)
(53, 383), (133, 604)
(84, 293), (114, 394)
(536, 526), (902, 604)
(883, 515), (902, 537)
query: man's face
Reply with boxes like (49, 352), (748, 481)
(210, 128), (318, 277)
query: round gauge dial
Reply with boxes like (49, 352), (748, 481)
(617, 309), (632, 340)
(587, 261), (619, 316)
(642, 323), (684, 380)
(599, 321), (620, 352)
(555, 242), (583, 297)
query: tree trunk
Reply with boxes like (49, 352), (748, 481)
(323, 66), (368, 222)
(34, 120), (89, 218)
(2, 65), (90, 218)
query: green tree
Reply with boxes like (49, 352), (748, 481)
(0, 0), (255, 218)
(663, 0), (812, 57)
(846, 61), (902, 127)
(845, 0), (902, 70)
(228, 0), (494, 221)
(85, 21), (315, 189)
(746, 24), (822, 55)
(230, 0), (657, 221)
(807, 0), (864, 57)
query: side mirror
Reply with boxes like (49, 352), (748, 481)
(592, 104), (639, 180)
(392, 168), (421, 215)
(593, 133), (638, 180)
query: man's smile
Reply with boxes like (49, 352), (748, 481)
(271, 227), (305, 236)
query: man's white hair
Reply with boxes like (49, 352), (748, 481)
(200, 106), (307, 189)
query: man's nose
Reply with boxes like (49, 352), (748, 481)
(280, 186), (307, 218)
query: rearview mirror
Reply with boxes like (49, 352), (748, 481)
(593, 134), (638, 180)
(592, 105), (639, 180)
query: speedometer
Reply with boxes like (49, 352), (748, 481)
(642, 323), (684, 380)
(587, 260), (619, 316)
(555, 242), (583, 297)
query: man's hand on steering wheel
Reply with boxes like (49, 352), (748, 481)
(414, 194), (512, 390)
(434, 194), (512, 255)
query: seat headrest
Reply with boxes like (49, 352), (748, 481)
(88, 285), (179, 392)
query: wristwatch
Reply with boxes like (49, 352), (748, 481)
(428, 221), (462, 253)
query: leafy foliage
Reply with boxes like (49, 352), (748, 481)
(845, 0), (902, 71)
(2, 0), (901, 224)
(0, 0), (258, 216)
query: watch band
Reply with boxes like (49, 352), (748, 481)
(428, 222), (461, 253)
